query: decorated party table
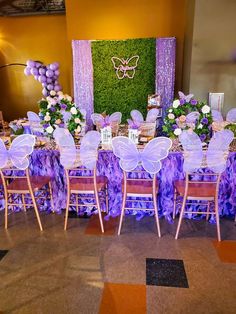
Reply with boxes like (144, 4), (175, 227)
(26, 147), (236, 221)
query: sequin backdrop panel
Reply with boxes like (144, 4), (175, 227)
(72, 40), (94, 129)
(156, 38), (176, 117)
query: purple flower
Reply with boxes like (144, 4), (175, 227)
(172, 124), (178, 130)
(43, 123), (50, 128)
(200, 134), (206, 141)
(60, 104), (67, 110)
(50, 106), (56, 112)
(190, 99), (198, 105)
(201, 117), (208, 125)
(179, 98), (185, 105)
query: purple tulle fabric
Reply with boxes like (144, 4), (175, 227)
(1, 150), (235, 221)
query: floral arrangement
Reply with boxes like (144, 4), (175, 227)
(162, 92), (213, 142)
(9, 118), (27, 135)
(38, 90), (84, 136)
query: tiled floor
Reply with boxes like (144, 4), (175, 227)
(0, 209), (235, 313)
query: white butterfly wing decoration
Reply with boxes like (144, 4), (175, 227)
(178, 91), (194, 103)
(207, 129), (234, 173)
(112, 136), (171, 174)
(80, 131), (101, 170)
(112, 136), (139, 172)
(130, 110), (144, 124)
(179, 131), (203, 173)
(109, 112), (122, 124)
(211, 110), (223, 122)
(141, 137), (172, 174)
(27, 111), (40, 122)
(0, 135), (35, 170)
(226, 108), (236, 123)
(53, 128), (76, 169)
(146, 108), (160, 123)
(91, 113), (104, 126)
(186, 111), (200, 124)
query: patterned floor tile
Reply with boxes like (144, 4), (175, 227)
(212, 240), (236, 263)
(99, 283), (146, 314)
(146, 258), (189, 288)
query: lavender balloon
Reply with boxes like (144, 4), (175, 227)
(26, 60), (35, 68)
(39, 67), (46, 75)
(24, 67), (31, 76)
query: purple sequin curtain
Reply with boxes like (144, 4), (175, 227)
(156, 37), (176, 117)
(72, 40), (94, 128)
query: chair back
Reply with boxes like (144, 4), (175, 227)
(27, 111), (44, 135)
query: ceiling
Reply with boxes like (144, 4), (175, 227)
(0, 0), (65, 16)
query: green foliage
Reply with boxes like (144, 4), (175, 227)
(91, 38), (156, 122)
(225, 123), (236, 136)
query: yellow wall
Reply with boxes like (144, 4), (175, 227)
(0, 15), (71, 121)
(66, 0), (187, 93)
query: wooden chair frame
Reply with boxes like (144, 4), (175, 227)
(118, 168), (161, 237)
(174, 172), (221, 241)
(0, 167), (54, 231)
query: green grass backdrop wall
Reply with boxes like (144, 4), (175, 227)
(91, 38), (156, 122)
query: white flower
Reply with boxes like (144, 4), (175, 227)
(47, 103), (51, 109)
(167, 113), (175, 120)
(197, 123), (203, 129)
(70, 107), (77, 115)
(66, 95), (72, 102)
(55, 119), (61, 124)
(173, 99), (180, 109)
(59, 94), (65, 100)
(74, 117), (81, 124)
(50, 90), (56, 96)
(44, 115), (51, 121)
(201, 105), (210, 114)
(76, 125), (81, 133)
(169, 109), (173, 112)
(174, 128), (182, 136)
(57, 91), (63, 96)
(46, 126), (54, 134)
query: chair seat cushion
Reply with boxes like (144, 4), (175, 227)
(174, 180), (217, 198)
(69, 176), (107, 192)
(7, 176), (51, 192)
(122, 179), (158, 195)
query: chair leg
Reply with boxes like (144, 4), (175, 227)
(48, 181), (54, 213)
(95, 191), (104, 233)
(5, 194), (8, 229)
(153, 192), (161, 237)
(105, 185), (109, 214)
(30, 191), (43, 231)
(22, 194), (27, 212)
(175, 195), (187, 239)
(118, 193), (126, 236)
(214, 197), (221, 242)
(173, 188), (177, 219)
(206, 201), (210, 221)
(64, 191), (70, 230)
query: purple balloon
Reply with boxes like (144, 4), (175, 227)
(54, 80), (58, 84)
(47, 84), (53, 91)
(54, 84), (62, 92)
(42, 88), (48, 96)
(24, 67), (31, 76)
(42, 83), (47, 87)
(46, 78), (52, 83)
(46, 69), (54, 78)
(38, 75), (47, 83)
(39, 67), (46, 75)
(35, 62), (42, 68)
(26, 60), (35, 68)
(49, 63), (57, 71)
(54, 70), (60, 76)
(31, 67), (38, 76)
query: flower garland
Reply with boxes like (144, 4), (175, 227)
(162, 92), (213, 142)
(38, 91), (84, 136)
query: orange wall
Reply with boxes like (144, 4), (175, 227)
(66, 0), (186, 92)
(0, 15), (71, 121)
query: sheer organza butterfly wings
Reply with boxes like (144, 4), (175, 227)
(212, 108), (236, 123)
(130, 109), (160, 125)
(111, 56), (139, 79)
(178, 91), (194, 102)
(207, 129), (234, 173)
(0, 134), (35, 170)
(186, 111), (200, 124)
(91, 112), (122, 128)
(80, 131), (101, 170)
(112, 136), (172, 174)
(27, 111), (40, 122)
(54, 129), (101, 170)
(179, 130), (234, 173)
(27, 111), (44, 134)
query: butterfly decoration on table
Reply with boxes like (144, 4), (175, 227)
(54, 128), (101, 170)
(112, 136), (172, 174)
(0, 134), (36, 170)
(91, 112), (122, 128)
(128, 109), (160, 128)
(111, 55), (139, 80)
(179, 129), (234, 173)
(211, 108), (236, 132)
(178, 91), (194, 102)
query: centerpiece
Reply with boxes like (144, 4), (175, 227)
(38, 91), (84, 137)
(162, 92), (213, 142)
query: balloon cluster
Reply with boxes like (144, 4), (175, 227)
(24, 60), (62, 97)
